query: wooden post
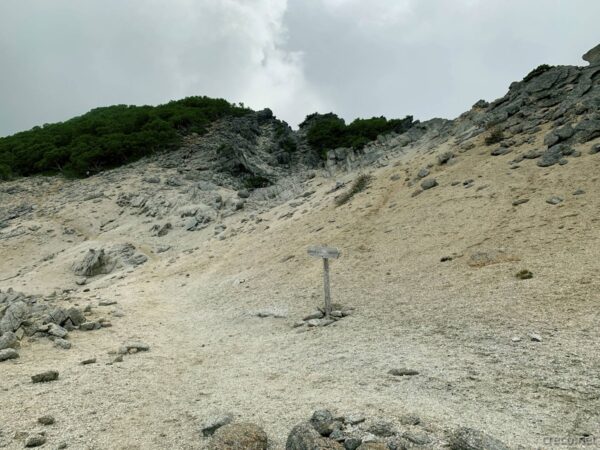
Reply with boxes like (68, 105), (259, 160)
(308, 245), (340, 319)
(323, 258), (332, 318)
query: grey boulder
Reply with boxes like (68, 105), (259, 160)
(420, 179), (438, 190)
(0, 301), (28, 334)
(0, 331), (18, 350)
(209, 423), (268, 450)
(286, 422), (343, 450)
(201, 414), (233, 437)
(0, 348), (19, 362)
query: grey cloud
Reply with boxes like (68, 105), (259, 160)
(0, 0), (598, 136)
(283, 0), (600, 123)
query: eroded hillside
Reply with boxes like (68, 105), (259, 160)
(0, 46), (599, 449)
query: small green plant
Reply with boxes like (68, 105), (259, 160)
(523, 64), (553, 82)
(515, 269), (533, 280)
(335, 174), (372, 206)
(0, 164), (11, 181)
(485, 126), (505, 146)
(280, 137), (297, 153)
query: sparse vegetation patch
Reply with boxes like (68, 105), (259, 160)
(335, 174), (372, 206)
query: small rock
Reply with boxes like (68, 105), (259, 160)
(0, 331), (18, 350)
(48, 323), (68, 338)
(38, 415), (55, 425)
(388, 368), (419, 377)
(122, 341), (150, 353)
(311, 409), (337, 436)
(54, 338), (72, 350)
(25, 433), (46, 447)
(79, 321), (101, 331)
(342, 414), (366, 425)
(344, 437), (363, 450)
(255, 309), (287, 319)
(81, 358), (97, 365)
(209, 422), (268, 449)
(303, 311), (324, 321)
(0, 348), (19, 362)
(437, 151), (454, 164)
(286, 422), (343, 450)
(449, 427), (509, 450)
(417, 168), (430, 178)
(511, 336), (522, 343)
(491, 146), (511, 156)
(31, 370), (59, 383)
(98, 300), (117, 306)
(573, 189), (585, 195)
(387, 436), (412, 450)
(201, 414), (233, 437)
(367, 420), (396, 437)
(306, 318), (335, 327)
(356, 444), (388, 450)
(528, 333), (542, 342)
(420, 178), (438, 190)
(399, 414), (420, 426)
(512, 198), (529, 206)
(546, 196), (563, 205)
(402, 431), (432, 446)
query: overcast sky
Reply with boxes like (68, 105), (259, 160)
(0, 0), (598, 136)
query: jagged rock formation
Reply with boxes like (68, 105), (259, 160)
(72, 244), (147, 277)
(583, 43), (600, 66)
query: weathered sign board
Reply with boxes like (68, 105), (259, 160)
(307, 246), (341, 259)
(308, 245), (341, 318)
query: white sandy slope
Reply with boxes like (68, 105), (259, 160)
(0, 128), (599, 449)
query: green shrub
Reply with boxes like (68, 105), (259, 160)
(301, 113), (414, 159)
(515, 269), (533, 280)
(523, 64), (553, 82)
(335, 174), (372, 206)
(0, 163), (11, 181)
(280, 137), (297, 153)
(0, 96), (250, 179)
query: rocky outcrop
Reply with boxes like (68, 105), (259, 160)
(0, 300), (28, 334)
(583, 43), (600, 66)
(72, 244), (147, 277)
(72, 249), (115, 277)
(281, 410), (510, 450)
(0, 288), (106, 362)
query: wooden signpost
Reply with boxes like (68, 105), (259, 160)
(308, 245), (341, 318)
